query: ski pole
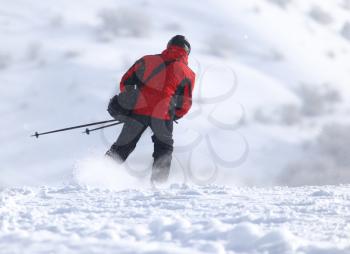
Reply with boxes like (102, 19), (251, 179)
(83, 121), (123, 135)
(31, 119), (120, 138)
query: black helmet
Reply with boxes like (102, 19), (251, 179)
(167, 35), (191, 54)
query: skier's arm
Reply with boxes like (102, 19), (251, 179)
(174, 75), (195, 120)
(120, 58), (145, 92)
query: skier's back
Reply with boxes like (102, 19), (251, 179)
(106, 35), (195, 184)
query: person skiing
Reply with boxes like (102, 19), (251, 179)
(106, 35), (195, 184)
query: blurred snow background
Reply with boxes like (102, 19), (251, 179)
(1, 0), (350, 187)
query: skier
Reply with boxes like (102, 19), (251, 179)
(106, 35), (195, 184)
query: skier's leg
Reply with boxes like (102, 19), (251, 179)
(150, 118), (174, 183)
(106, 116), (147, 162)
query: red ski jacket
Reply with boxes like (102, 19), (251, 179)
(120, 46), (196, 120)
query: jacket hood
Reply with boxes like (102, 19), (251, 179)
(161, 45), (188, 65)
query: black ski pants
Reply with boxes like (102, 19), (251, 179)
(106, 114), (174, 183)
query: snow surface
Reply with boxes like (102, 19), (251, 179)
(1, 182), (350, 254)
(1, 157), (350, 253)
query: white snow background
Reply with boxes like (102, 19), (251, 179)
(1, 0), (350, 253)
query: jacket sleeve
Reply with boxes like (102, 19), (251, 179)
(174, 73), (195, 119)
(120, 57), (145, 92)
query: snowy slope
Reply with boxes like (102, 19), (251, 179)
(1, 1), (350, 253)
(1, 184), (350, 254)
(1, 0), (350, 187)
